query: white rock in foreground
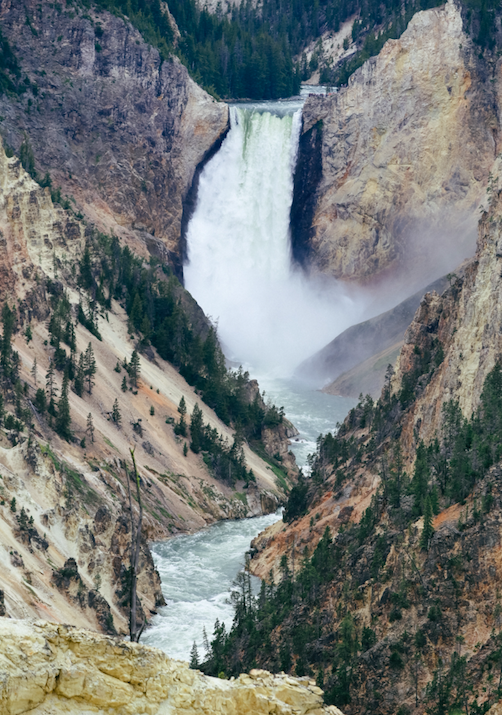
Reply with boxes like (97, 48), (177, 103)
(0, 618), (344, 715)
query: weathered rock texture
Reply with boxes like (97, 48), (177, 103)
(0, 138), (287, 634)
(393, 184), (502, 455)
(294, 0), (498, 289)
(248, 182), (502, 715)
(0, 0), (228, 275)
(0, 619), (343, 715)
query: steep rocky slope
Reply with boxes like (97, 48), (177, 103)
(0, 137), (293, 634)
(0, 619), (343, 715)
(217, 186), (502, 712)
(0, 0), (228, 276)
(292, 0), (499, 292)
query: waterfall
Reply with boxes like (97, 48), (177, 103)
(184, 104), (363, 377)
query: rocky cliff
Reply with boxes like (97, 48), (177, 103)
(237, 183), (502, 711)
(292, 0), (499, 292)
(0, 0), (228, 276)
(0, 133), (291, 634)
(0, 618), (343, 715)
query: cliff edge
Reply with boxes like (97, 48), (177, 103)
(0, 618), (343, 715)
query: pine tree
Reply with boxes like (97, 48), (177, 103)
(189, 641), (199, 669)
(86, 412), (95, 443)
(175, 396), (187, 436)
(112, 398), (121, 426)
(420, 495), (435, 550)
(190, 403), (204, 453)
(1, 303), (15, 379)
(55, 371), (72, 440)
(121, 375), (128, 392)
(183, 441), (188, 457)
(45, 360), (57, 416)
(129, 349), (141, 388)
(84, 342), (96, 394)
(74, 353), (85, 397)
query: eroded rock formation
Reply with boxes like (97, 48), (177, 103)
(293, 0), (498, 291)
(0, 0), (228, 275)
(0, 619), (343, 715)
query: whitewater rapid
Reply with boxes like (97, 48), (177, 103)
(142, 510), (281, 661)
(184, 103), (363, 377)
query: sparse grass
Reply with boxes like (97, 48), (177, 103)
(103, 436), (118, 451)
(235, 492), (248, 506)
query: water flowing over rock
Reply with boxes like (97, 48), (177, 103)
(0, 618), (343, 715)
(294, 0), (498, 291)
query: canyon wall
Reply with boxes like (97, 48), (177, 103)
(293, 0), (500, 292)
(0, 619), (343, 715)
(0, 0), (228, 275)
(0, 138), (288, 634)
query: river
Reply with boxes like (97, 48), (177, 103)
(145, 90), (359, 661)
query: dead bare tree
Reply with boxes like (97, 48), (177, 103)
(125, 447), (146, 642)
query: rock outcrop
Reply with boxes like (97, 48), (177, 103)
(0, 0), (228, 275)
(0, 618), (343, 715)
(293, 0), (498, 290)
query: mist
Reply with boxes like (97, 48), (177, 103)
(184, 105), (375, 377)
(184, 103), (480, 380)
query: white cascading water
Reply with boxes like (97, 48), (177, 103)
(184, 105), (363, 377)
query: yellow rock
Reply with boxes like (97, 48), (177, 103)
(0, 619), (343, 715)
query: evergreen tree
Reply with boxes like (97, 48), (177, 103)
(420, 495), (435, 550)
(111, 398), (121, 426)
(86, 412), (95, 443)
(121, 375), (128, 392)
(84, 342), (97, 394)
(190, 641), (199, 669)
(190, 403), (204, 453)
(74, 353), (85, 397)
(174, 396), (187, 436)
(45, 359), (57, 416)
(129, 349), (141, 388)
(55, 370), (72, 440)
(34, 388), (46, 413)
(0, 393), (4, 425)
(183, 441), (188, 457)
(1, 302), (15, 379)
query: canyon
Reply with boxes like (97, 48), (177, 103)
(2, 0), (502, 712)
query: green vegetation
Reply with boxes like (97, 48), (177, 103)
(199, 354), (502, 709)
(84, 0), (300, 99)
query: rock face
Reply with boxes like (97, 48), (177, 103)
(247, 184), (502, 713)
(296, 275), (448, 393)
(0, 618), (343, 715)
(393, 185), (502, 454)
(0, 0), (228, 275)
(293, 0), (498, 290)
(0, 140), (287, 634)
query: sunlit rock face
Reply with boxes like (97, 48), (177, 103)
(0, 618), (344, 715)
(294, 0), (500, 291)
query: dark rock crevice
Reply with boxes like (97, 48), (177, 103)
(290, 119), (323, 268)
